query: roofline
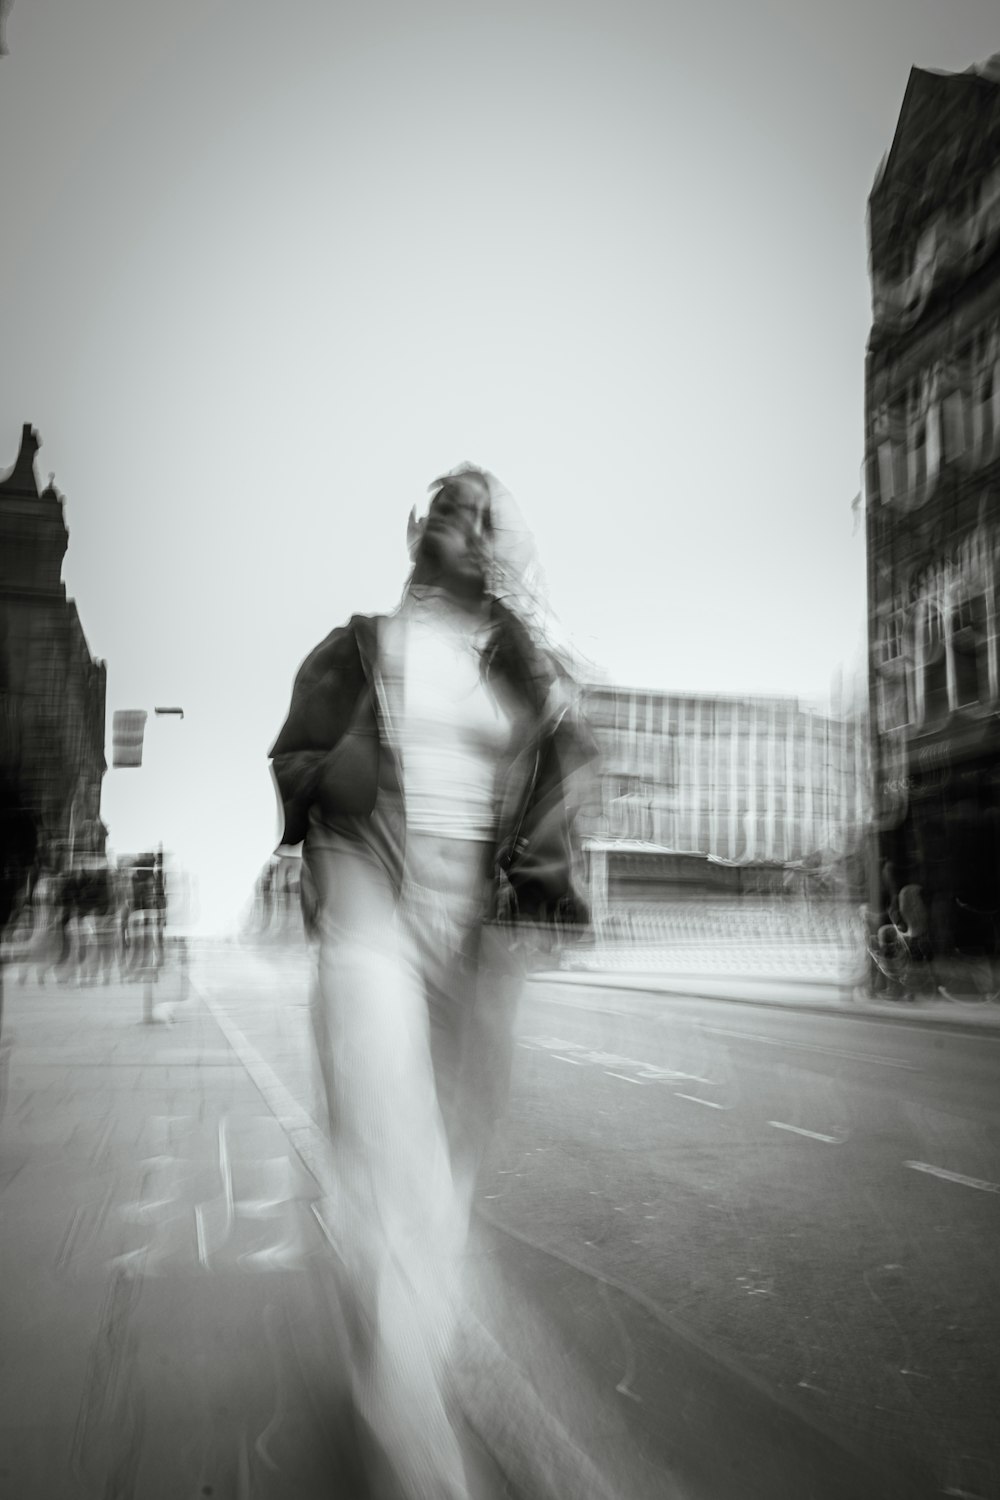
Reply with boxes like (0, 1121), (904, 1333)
(875, 61), (1000, 195)
(582, 682), (831, 711)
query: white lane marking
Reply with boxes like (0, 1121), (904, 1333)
(519, 1035), (711, 1083)
(768, 1120), (843, 1144)
(904, 1161), (1000, 1194)
(702, 1025), (920, 1072)
(604, 1071), (644, 1085)
(195, 1204), (211, 1270)
(676, 1093), (727, 1109)
(218, 1117), (235, 1235)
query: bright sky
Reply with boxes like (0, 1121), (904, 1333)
(2, 0), (997, 931)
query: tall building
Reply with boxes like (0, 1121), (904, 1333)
(0, 423), (107, 860)
(864, 60), (1000, 957)
(581, 684), (866, 924)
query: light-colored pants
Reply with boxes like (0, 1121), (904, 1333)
(304, 821), (522, 1500)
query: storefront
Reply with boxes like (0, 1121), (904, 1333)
(877, 723), (1000, 957)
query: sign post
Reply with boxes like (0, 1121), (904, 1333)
(110, 707), (183, 1023)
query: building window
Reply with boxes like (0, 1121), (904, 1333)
(976, 370), (996, 459)
(942, 387), (968, 464)
(587, 695), (615, 730)
(876, 611), (906, 670)
(877, 441), (894, 502)
(909, 419), (927, 490)
(919, 602), (948, 722)
(952, 592), (989, 708)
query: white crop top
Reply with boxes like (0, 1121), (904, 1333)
(399, 597), (515, 841)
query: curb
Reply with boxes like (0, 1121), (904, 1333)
(528, 968), (1000, 1033)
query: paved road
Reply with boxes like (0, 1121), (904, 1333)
(196, 943), (996, 1496)
(484, 981), (1000, 1499)
(4, 945), (994, 1497)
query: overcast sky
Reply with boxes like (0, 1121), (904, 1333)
(2, 0), (998, 929)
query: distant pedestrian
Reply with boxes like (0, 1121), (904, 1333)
(0, 766), (38, 1036)
(125, 854), (165, 976)
(0, 771), (36, 937)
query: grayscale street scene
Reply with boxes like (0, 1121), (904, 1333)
(3, 4), (1000, 1498)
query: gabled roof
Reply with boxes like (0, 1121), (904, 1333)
(868, 60), (1000, 294)
(874, 63), (1000, 203)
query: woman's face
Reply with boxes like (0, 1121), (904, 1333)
(419, 475), (492, 586)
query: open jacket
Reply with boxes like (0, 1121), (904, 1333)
(269, 601), (596, 926)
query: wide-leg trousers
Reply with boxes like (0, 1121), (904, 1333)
(304, 822), (520, 1500)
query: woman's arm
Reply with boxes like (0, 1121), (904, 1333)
(268, 620), (372, 845)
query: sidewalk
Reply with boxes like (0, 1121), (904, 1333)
(0, 964), (370, 1500)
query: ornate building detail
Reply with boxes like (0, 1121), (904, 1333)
(0, 423), (107, 861)
(869, 61), (1000, 336)
(864, 60), (1000, 963)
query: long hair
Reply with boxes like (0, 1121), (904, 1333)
(404, 462), (593, 712)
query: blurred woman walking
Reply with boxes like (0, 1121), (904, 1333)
(270, 464), (593, 1499)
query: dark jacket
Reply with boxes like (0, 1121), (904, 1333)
(269, 602), (595, 925)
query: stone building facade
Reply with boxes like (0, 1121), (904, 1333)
(0, 423), (107, 861)
(865, 60), (1000, 957)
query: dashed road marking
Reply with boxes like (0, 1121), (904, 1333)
(604, 1071), (644, 1085)
(675, 1093), (727, 1109)
(519, 1035), (711, 1083)
(904, 1161), (1000, 1194)
(194, 1203), (210, 1269)
(768, 1120), (843, 1144)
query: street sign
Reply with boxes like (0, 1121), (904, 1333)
(112, 709), (147, 768)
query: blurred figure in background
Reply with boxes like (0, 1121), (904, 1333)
(125, 852), (166, 977)
(270, 464), (596, 1500)
(65, 853), (120, 985)
(11, 854), (61, 985)
(0, 764), (37, 1028)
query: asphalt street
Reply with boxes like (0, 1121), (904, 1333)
(486, 981), (1000, 1499)
(198, 944), (1000, 1496)
(1, 943), (997, 1498)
